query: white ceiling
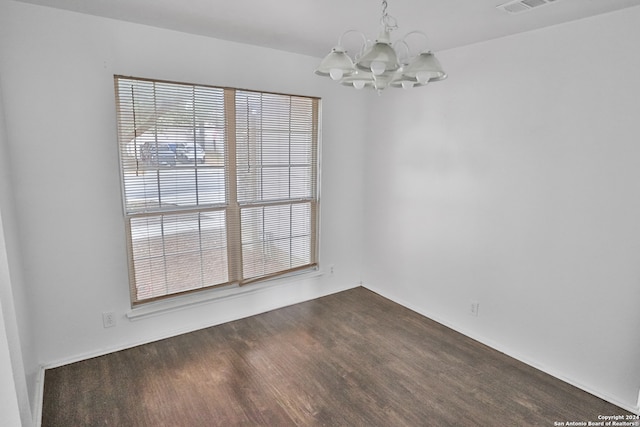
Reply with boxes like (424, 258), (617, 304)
(13, 0), (640, 57)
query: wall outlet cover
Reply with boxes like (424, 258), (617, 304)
(470, 302), (480, 317)
(102, 311), (116, 328)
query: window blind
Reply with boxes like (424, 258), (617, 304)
(114, 76), (319, 305)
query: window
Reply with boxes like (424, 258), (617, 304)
(114, 76), (319, 305)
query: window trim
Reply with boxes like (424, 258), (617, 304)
(125, 265), (324, 321)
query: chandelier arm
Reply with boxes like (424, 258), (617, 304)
(337, 29), (368, 59)
(392, 40), (411, 66)
(399, 30), (432, 57)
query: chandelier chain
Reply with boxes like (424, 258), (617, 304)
(381, 0), (398, 32)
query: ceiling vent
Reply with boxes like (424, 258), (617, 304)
(497, 0), (560, 14)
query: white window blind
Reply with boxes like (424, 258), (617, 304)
(114, 76), (319, 305)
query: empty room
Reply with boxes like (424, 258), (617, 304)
(1, 0), (640, 425)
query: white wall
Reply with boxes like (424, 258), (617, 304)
(3, 0), (640, 420)
(0, 0), (366, 410)
(0, 56), (35, 425)
(363, 7), (640, 412)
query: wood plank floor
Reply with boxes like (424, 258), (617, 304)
(42, 287), (632, 426)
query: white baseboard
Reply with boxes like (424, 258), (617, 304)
(33, 366), (44, 427)
(42, 281), (359, 371)
(362, 283), (640, 416)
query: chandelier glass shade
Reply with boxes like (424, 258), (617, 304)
(315, 0), (447, 93)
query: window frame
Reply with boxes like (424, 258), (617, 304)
(114, 76), (320, 306)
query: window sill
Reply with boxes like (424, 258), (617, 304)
(126, 266), (323, 321)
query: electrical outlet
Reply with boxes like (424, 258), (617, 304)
(470, 302), (479, 317)
(329, 264), (335, 274)
(102, 311), (116, 328)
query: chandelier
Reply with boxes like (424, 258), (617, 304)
(315, 0), (447, 93)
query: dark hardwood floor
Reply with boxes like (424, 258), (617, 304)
(42, 287), (632, 426)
